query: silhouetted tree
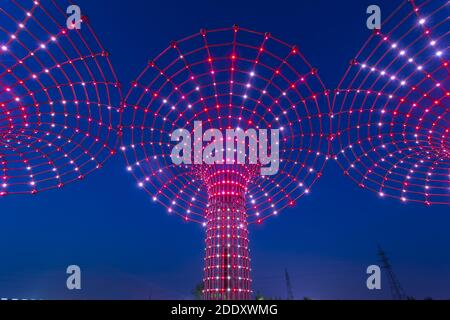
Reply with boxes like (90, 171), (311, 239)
(192, 282), (204, 300)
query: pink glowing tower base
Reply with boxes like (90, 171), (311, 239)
(195, 165), (259, 300)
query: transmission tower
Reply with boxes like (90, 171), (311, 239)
(377, 245), (407, 300)
(285, 269), (295, 300)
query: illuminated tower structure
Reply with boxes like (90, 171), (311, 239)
(122, 26), (330, 300)
(0, 0), (121, 196)
(333, 0), (449, 205)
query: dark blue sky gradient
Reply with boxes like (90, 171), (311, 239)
(0, 0), (448, 300)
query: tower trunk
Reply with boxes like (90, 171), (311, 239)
(196, 165), (257, 300)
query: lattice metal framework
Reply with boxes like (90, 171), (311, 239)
(0, 0), (121, 195)
(333, 0), (449, 205)
(122, 26), (330, 299)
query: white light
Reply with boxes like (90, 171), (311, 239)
(419, 18), (426, 25)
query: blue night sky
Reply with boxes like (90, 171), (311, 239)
(0, 0), (448, 300)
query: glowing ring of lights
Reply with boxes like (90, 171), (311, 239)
(122, 26), (331, 224)
(333, 0), (449, 205)
(0, 0), (121, 195)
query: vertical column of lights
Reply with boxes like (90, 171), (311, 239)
(196, 165), (258, 300)
(333, 0), (449, 205)
(122, 26), (330, 300)
(0, 0), (120, 195)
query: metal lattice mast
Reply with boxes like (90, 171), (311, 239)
(377, 245), (407, 300)
(285, 269), (294, 300)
